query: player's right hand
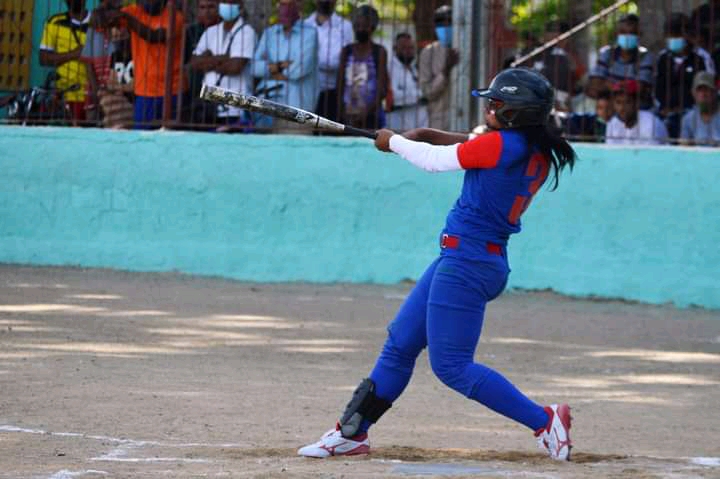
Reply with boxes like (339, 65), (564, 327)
(374, 129), (394, 153)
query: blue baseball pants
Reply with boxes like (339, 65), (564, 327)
(366, 255), (549, 432)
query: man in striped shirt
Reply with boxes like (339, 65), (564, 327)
(588, 14), (655, 110)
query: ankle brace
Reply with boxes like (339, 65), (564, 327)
(339, 378), (392, 438)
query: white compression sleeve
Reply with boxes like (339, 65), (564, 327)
(388, 135), (462, 172)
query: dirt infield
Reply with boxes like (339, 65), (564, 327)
(1, 265), (719, 479)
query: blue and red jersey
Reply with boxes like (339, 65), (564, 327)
(442, 129), (550, 258)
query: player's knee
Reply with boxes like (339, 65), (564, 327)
(381, 330), (423, 365)
(429, 352), (474, 396)
(378, 346), (416, 376)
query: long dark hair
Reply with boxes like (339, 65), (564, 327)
(520, 124), (577, 190)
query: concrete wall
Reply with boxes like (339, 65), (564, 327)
(1, 126), (718, 309)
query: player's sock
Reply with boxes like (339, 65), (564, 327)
(356, 418), (372, 435)
(535, 406), (554, 435)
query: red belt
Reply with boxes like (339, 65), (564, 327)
(440, 234), (503, 256)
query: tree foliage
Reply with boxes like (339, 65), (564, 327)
(300, 0), (414, 21)
(509, 0), (638, 45)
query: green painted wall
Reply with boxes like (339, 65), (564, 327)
(1, 126), (719, 309)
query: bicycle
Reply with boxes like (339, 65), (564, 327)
(0, 73), (80, 126)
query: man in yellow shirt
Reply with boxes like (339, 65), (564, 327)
(39, 0), (91, 123)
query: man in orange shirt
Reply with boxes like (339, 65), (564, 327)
(96, 0), (184, 128)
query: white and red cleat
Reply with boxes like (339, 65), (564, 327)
(535, 404), (572, 461)
(297, 424), (370, 458)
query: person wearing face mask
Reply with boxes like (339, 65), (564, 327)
(39, 0), (91, 124)
(252, 0), (318, 132)
(655, 12), (715, 139)
(386, 32), (428, 130)
(336, 5), (388, 130)
(96, 0), (185, 129)
(304, 0), (353, 124)
(680, 71), (720, 146)
(418, 5), (460, 131)
(588, 14), (654, 111)
(190, 0), (256, 130)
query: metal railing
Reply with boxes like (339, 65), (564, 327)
(0, 0), (717, 146)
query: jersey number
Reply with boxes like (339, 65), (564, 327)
(508, 153), (549, 225)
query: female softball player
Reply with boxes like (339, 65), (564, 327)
(298, 68), (577, 461)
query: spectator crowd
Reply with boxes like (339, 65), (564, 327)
(28, 0), (446, 134)
(530, 10), (720, 146)
(12, 0), (720, 146)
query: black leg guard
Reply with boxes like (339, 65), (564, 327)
(339, 378), (392, 438)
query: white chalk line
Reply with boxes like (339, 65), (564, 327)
(627, 454), (720, 469)
(89, 445), (210, 464)
(2, 424), (238, 471)
(0, 424), (244, 448)
(48, 470), (107, 479)
(688, 457), (720, 467)
(5, 423), (717, 473)
(92, 456), (210, 464)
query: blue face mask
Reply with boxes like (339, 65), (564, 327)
(667, 37), (686, 53)
(435, 26), (452, 48)
(219, 3), (241, 21)
(617, 34), (638, 50)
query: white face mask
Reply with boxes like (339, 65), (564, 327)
(219, 3), (241, 21)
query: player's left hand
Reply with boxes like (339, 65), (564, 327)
(374, 129), (394, 152)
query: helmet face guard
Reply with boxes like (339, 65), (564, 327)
(483, 98), (547, 128)
(473, 68), (554, 128)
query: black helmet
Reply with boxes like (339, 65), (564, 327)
(472, 68), (554, 128)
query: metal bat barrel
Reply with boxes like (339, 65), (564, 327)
(200, 85), (377, 139)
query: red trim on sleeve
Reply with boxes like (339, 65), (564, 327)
(457, 131), (504, 169)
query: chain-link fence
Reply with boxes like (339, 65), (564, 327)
(0, 1), (718, 145)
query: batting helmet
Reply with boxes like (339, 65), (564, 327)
(472, 68), (554, 128)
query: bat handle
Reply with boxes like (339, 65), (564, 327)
(343, 125), (378, 140)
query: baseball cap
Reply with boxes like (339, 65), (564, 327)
(434, 5), (452, 23)
(611, 79), (639, 95)
(692, 71), (716, 90)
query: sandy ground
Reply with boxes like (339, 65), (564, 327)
(1, 265), (719, 479)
